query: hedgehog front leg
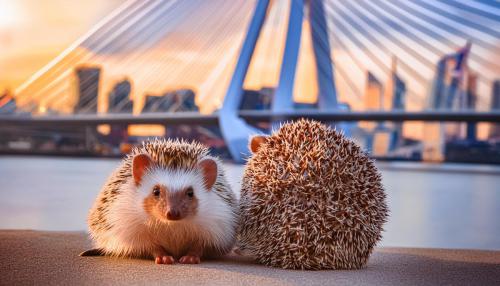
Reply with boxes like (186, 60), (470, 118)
(152, 246), (175, 265)
(179, 243), (202, 264)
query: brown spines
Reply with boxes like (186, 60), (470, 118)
(239, 119), (388, 270)
(127, 138), (209, 173)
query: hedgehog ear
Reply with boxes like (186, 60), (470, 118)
(249, 135), (268, 153)
(198, 158), (217, 191)
(132, 154), (153, 186)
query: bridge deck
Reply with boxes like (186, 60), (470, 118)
(1, 111), (500, 127)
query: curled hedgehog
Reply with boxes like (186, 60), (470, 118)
(239, 119), (389, 270)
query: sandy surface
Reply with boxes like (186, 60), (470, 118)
(0, 230), (499, 286)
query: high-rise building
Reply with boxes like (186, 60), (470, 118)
(422, 122), (445, 162)
(445, 42), (471, 109)
(385, 57), (406, 151)
(430, 58), (447, 109)
(175, 89), (197, 112)
(105, 79), (133, 149)
(424, 43), (472, 162)
(372, 127), (392, 157)
(363, 72), (384, 154)
(74, 67), (101, 114)
(465, 73), (478, 141)
(364, 72), (383, 110)
(142, 89), (198, 113)
(490, 80), (500, 140)
(108, 79), (132, 113)
(240, 88), (273, 110)
(142, 95), (172, 113)
(430, 42), (471, 110)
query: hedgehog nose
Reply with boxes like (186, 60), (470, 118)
(166, 210), (181, 221)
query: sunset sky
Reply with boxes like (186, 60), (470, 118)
(1, 0), (322, 115)
(0, 0), (122, 92)
(1, 0), (498, 118)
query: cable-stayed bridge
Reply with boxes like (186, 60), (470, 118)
(0, 0), (499, 162)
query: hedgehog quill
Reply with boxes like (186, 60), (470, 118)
(82, 139), (238, 264)
(238, 119), (389, 270)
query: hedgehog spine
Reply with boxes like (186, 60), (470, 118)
(87, 139), (238, 262)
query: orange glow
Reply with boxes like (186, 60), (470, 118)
(0, 0), (122, 93)
(294, 18), (318, 104)
(1, 0), (497, 143)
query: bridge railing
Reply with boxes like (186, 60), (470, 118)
(0, 111), (499, 163)
(1, 110), (499, 127)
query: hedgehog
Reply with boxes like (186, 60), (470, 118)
(238, 119), (388, 270)
(83, 139), (238, 264)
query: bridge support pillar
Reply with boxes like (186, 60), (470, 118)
(273, 0), (304, 115)
(219, 0), (270, 163)
(309, 0), (337, 109)
(219, 0), (340, 162)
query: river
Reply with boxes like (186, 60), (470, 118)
(0, 156), (499, 250)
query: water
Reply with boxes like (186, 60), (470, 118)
(0, 156), (499, 250)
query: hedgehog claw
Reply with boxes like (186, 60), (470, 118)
(179, 255), (200, 264)
(155, 255), (175, 264)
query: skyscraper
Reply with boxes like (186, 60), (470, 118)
(175, 89), (197, 112)
(465, 73), (478, 141)
(142, 89), (198, 113)
(363, 72), (384, 154)
(74, 67), (101, 114)
(422, 122), (445, 162)
(385, 57), (406, 151)
(240, 88), (272, 110)
(425, 42), (472, 162)
(429, 42), (471, 110)
(108, 79), (132, 113)
(490, 80), (500, 140)
(445, 42), (471, 109)
(365, 72), (383, 110)
(430, 58), (447, 109)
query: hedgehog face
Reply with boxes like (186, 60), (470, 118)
(142, 183), (198, 222)
(132, 154), (217, 223)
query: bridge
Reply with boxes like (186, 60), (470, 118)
(0, 0), (499, 162)
(1, 2), (500, 284)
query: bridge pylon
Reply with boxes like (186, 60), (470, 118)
(220, 0), (338, 162)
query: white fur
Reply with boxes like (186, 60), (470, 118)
(94, 166), (236, 258)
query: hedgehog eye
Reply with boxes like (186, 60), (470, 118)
(152, 186), (161, 197)
(186, 187), (194, 198)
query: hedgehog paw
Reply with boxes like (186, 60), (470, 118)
(155, 255), (175, 264)
(179, 255), (200, 264)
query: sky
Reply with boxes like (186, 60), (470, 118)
(1, 0), (498, 119)
(0, 0), (122, 92)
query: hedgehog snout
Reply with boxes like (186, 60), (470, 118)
(166, 209), (181, 221)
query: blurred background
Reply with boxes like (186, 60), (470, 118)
(0, 0), (499, 250)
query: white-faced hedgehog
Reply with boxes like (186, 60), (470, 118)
(83, 139), (238, 264)
(238, 119), (388, 270)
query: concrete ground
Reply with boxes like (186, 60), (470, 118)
(1, 230), (499, 286)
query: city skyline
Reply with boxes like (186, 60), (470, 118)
(1, 1), (499, 114)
